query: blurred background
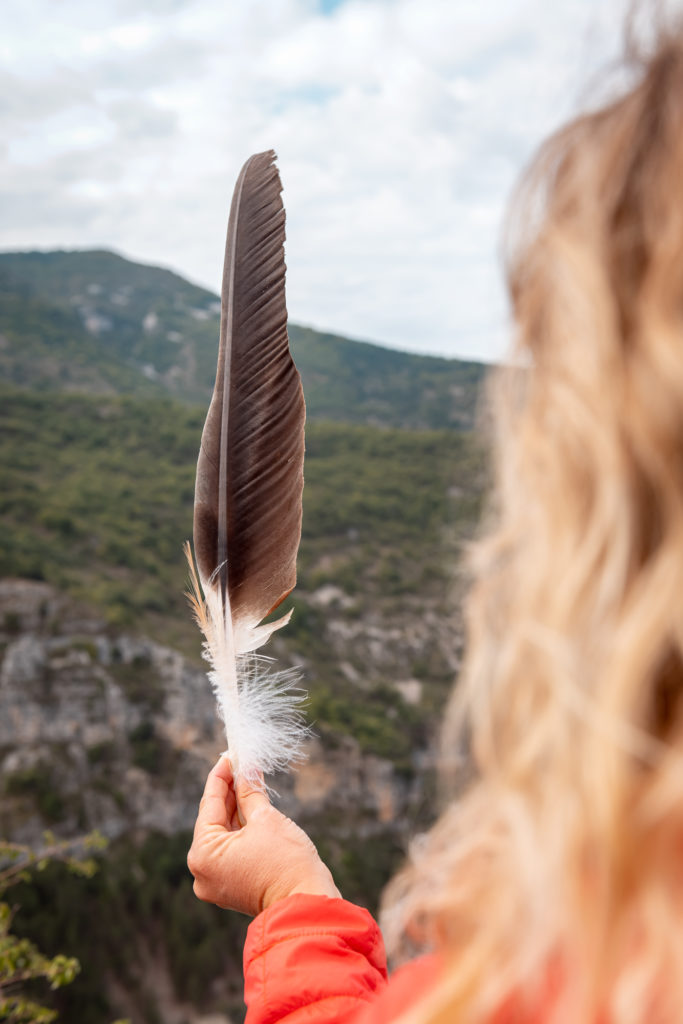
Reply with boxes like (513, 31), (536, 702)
(0, 1), (639, 1021)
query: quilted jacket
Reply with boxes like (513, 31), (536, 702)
(243, 893), (439, 1024)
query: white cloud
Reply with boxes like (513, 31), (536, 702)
(0, 0), (669, 361)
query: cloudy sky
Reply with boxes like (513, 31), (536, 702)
(0, 0), (654, 361)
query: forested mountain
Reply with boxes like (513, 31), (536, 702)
(0, 249), (490, 1024)
(0, 249), (487, 429)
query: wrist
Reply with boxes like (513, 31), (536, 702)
(288, 875), (341, 902)
(262, 866), (341, 911)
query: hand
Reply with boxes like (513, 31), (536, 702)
(187, 756), (341, 917)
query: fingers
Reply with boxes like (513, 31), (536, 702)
(194, 755), (236, 832)
(212, 753), (234, 784)
(193, 757), (270, 839)
(235, 773), (271, 822)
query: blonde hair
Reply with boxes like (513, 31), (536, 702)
(383, 17), (683, 1024)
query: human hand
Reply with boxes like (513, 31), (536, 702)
(187, 755), (341, 917)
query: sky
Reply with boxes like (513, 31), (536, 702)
(0, 0), (659, 362)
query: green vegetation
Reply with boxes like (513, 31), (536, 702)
(6, 821), (409, 1024)
(0, 249), (488, 429)
(0, 269), (164, 398)
(289, 323), (487, 431)
(0, 251), (220, 402)
(9, 833), (248, 1024)
(128, 721), (180, 777)
(0, 832), (108, 1024)
(0, 384), (485, 635)
(4, 769), (66, 825)
(0, 388), (201, 634)
(308, 681), (425, 773)
(300, 419), (486, 603)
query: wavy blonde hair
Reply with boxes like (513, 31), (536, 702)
(383, 17), (683, 1024)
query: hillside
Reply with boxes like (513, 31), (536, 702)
(0, 252), (490, 1023)
(0, 387), (487, 1022)
(0, 249), (487, 429)
(0, 385), (485, 708)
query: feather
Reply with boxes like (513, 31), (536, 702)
(185, 150), (307, 784)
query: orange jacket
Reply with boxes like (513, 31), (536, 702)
(243, 894), (439, 1024)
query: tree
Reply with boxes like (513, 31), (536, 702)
(0, 831), (111, 1024)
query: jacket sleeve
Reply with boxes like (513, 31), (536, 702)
(243, 893), (388, 1024)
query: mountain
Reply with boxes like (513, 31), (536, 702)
(0, 249), (490, 1023)
(0, 249), (487, 430)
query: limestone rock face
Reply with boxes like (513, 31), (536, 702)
(0, 585), (218, 842)
(0, 581), (429, 848)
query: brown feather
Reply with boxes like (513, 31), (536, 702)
(193, 150), (305, 639)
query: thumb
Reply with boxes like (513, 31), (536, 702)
(235, 773), (271, 822)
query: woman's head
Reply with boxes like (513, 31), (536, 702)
(384, 15), (683, 1024)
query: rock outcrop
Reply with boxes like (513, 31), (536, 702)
(0, 580), (435, 849)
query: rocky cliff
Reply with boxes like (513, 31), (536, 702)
(0, 578), (444, 853)
(1, 576), (458, 1023)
